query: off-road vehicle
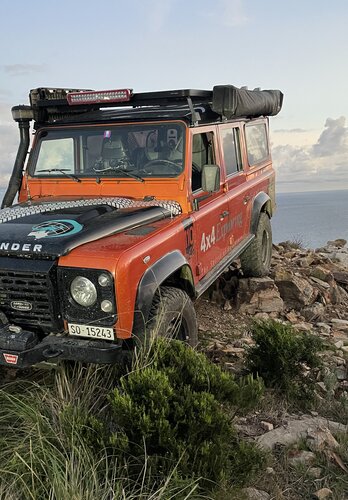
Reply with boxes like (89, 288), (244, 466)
(0, 84), (282, 367)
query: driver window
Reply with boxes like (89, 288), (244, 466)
(36, 138), (74, 173)
(191, 132), (215, 192)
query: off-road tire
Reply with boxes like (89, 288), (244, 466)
(240, 212), (272, 277)
(146, 286), (198, 347)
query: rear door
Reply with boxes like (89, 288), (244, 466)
(218, 123), (250, 245)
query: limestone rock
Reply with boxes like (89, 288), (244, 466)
(310, 266), (334, 283)
(236, 277), (284, 315)
(308, 467), (322, 478)
(316, 322), (331, 335)
(306, 426), (339, 452)
(288, 450), (316, 466)
(274, 269), (316, 309)
(313, 488), (333, 499)
(295, 322), (313, 332)
(331, 318), (348, 331)
(327, 238), (347, 249)
(256, 416), (346, 450)
(260, 421), (274, 432)
(301, 302), (325, 322)
(242, 487), (270, 500)
(335, 366), (347, 381)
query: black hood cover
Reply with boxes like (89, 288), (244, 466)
(0, 198), (177, 258)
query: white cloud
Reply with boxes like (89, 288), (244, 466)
(147, 0), (173, 31)
(3, 64), (48, 76)
(220, 0), (248, 26)
(202, 0), (248, 27)
(273, 116), (348, 192)
(0, 103), (19, 187)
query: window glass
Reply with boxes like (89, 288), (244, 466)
(35, 138), (74, 173)
(31, 123), (186, 179)
(191, 132), (215, 192)
(221, 128), (241, 176)
(245, 123), (269, 165)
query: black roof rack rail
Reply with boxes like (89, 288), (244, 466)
(28, 85), (283, 125)
(29, 87), (214, 125)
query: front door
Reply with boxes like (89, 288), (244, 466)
(189, 128), (230, 280)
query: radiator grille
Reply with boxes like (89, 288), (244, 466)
(0, 269), (54, 330)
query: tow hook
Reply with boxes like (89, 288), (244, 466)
(42, 347), (63, 359)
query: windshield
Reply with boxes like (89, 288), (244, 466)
(30, 123), (186, 179)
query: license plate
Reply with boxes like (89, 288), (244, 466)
(68, 323), (115, 340)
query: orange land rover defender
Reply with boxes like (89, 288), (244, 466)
(0, 85), (283, 367)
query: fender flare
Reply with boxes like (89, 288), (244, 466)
(133, 250), (195, 334)
(250, 192), (272, 234)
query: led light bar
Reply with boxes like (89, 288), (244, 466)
(67, 89), (132, 105)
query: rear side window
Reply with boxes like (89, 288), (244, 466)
(220, 128), (242, 176)
(245, 123), (269, 165)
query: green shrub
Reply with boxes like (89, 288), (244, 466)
(106, 338), (265, 485)
(246, 320), (323, 405)
(0, 341), (266, 497)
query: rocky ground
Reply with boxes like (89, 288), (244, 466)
(1, 238), (347, 498)
(196, 238), (348, 499)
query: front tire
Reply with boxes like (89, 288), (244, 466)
(146, 286), (198, 347)
(240, 212), (272, 277)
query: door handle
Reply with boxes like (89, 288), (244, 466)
(220, 210), (229, 220)
(243, 195), (251, 205)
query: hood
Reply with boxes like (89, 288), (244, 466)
(0, 197), (181, 259)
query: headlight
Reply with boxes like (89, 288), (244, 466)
(70, 276), (97, 307)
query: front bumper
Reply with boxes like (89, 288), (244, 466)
(0, 335), (123, 368)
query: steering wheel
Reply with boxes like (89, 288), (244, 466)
(142, 159), (182, 174)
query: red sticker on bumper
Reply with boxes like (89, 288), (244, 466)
(3, 353), (18, 365)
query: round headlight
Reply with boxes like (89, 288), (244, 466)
(70, 276), (97, 307)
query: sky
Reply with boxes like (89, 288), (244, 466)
(0, 0), (347, 193)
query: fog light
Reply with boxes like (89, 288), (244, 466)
(101, 300), (113, 313)
(98, 273), (112, 287)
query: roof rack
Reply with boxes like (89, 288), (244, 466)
(27, 85), (283, 125)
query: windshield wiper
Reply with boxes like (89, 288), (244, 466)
(93, 166), (145, 183)
(37, 168), (81, 183)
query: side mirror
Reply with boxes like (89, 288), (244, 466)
(202, 164), (220, 193)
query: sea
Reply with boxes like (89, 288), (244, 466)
(272, 189), (348, 249)
(0, 188), (347, 250)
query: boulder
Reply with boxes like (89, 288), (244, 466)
(327, 238), (347, 249)
(301, 302), (325, 322)
(310, 266), (335, 283)
(236, 278), (284, 315)
(331, 318), (348, 331)
(256, 416), (346, 450)
(274, 269), (317, 309)
(306, 426), (339, 452)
